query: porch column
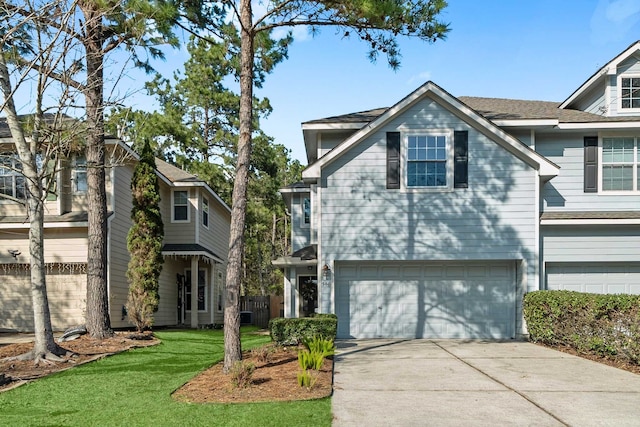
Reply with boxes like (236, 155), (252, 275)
(190, 257), (199, 328)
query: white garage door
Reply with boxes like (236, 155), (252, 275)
(335, 261), (516, 339)
(546, 263), (640, 294)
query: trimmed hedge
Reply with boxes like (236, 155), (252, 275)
(269, 314), (338, 345)
(523, 290), (640, 364)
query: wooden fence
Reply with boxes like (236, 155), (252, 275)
(239, 296), (271, 328)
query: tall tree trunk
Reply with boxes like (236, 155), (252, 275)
(81, 2), (112, 339)
(223, 0), (254, 372)
(0, 52), (65, 362)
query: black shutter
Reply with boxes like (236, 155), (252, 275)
(454, 131), (468, 189)
(386, 132), (400, 189)
(584, 136), (598, 193)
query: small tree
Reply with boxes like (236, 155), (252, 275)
(126, 139), (164, 332)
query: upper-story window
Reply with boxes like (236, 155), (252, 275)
(302, 197), (311, 227)
(0, 155), (25, 199)
(202, 196), (209, 228)
(405, 133), (452, 189)
(620, 77), (640, 109)
(73, 154), (87, 193)
(601, 136), (640, 191)
(172, 190), (190, 222)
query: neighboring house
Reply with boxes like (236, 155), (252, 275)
(0, 131), (230, 332)
(274, 41), (640, 339)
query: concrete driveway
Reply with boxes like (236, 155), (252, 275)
(332, 340), (640, 427)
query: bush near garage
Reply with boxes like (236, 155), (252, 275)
(523, 290), (640, 364)
(269, 314), (337, 345)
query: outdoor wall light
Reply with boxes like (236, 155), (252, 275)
(322, 263), (331, 281)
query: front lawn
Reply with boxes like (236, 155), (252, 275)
(0, 328), (332, 426)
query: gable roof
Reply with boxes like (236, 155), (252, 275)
(560, 40), (640, 109)
(154, 158), (231, 215)
(302, 81), (560, 182)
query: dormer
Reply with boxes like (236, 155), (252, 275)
(561, 41), (640, 117)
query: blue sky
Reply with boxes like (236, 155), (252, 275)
(122, 0), (640, 163)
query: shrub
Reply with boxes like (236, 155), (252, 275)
(302, 336), (335, 358)
(269, 315), (337, 345)
(251, 344), (277, 363)
(298, 349), (324, 371)
(230, 360), (255, 388)
(297, 369), (318, 389)
(524, 290), (640, 364)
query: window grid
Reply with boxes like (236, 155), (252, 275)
(621, 78), (640, 109)
(202, 197), (209, 228)
(73, 155), (87, 193)
(602, 137), (639, 191)
(173, 190), (189, 221)
(407, 135), (447, 187)
(0, 155), (25, 199)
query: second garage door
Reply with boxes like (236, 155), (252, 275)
(335, 261), (516, 339)
(546, 263), (640, 294)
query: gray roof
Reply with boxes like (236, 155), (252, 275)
(304, 98), (640, 126)
(162, 243), (224, 262)
(154, 158), (200, 183)
(291, 244), (317, 260)
(0, 211), (115, 225)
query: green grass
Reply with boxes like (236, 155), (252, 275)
(0, 328), (332, 427)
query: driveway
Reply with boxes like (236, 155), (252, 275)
(332, 340), (640, 426)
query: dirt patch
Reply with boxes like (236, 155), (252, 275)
(173, 345), (333, 403)
(0, 332), (158, 392)
(536, 342), (640, 375)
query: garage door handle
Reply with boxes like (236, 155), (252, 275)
(378, 306), (382, 310)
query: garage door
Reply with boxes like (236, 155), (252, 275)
(546, 263), (640, 294)
(335, 261), (516, 339)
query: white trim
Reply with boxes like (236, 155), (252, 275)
(493, 119), (559, 127)
(557, 122), (640, 130)
(171, 189), (190, 223)
(541, 218), (640, 225)
(302, 122), (368, 131)
(0, 221), (88, 229)
(162, 250), (224, 264)
(535, 177), (540, 291)
(598, 134), (640, 193)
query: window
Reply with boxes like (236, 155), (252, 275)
(302, 197), (310, 227)
(621, 77), (640, 109)
(173, 190), (189, 221)
(73, 155), (87, 193)
(601, 137), (638, 191)
(202, 196), (209, 228)
(406, 134), (449, 188)
(0, 155), (25, 199)
(185, 269), (206, 311)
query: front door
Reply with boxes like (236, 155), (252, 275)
(298, 276), (318, 317)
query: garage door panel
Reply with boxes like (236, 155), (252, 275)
(546, 263), (640, 295)
(336, 261), (515, 339)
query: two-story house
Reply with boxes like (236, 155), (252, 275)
(274, 41), (640, 340)
(0, 131), (230, 332)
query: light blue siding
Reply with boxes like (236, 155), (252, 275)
(542, 225), (640, 263)
(321, 97), (538, 267)
(537, 134), (640, 211)
(319, 131), (355, 158)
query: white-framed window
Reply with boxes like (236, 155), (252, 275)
(0, 154), (25, 199)
(73, 154), (87, 193)
(601, 136), (640, 191)
(202, 196), (209, 228)
(217, 271), (223, 312)
(301, 197), (310, 228)
(172, 190), (190, 222)
(619, 76), (640, 110)
(403, 131), (453, 190)
(185, 269), (206, 312)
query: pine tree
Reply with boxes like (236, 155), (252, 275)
(126, 140), (164, 332)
